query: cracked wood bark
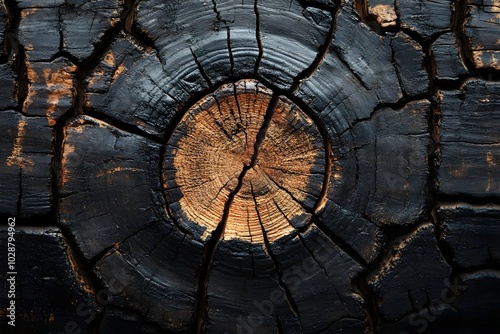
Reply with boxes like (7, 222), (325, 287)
(1, 0), (500, 333)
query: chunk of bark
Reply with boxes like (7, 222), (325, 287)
(431, 32), (468, 81)
(439, 204), (500, 268)
(364, 100), (430, 226)
(0, 110), (53, 217)
(18, 0), (122, 62)
(391, 32), (429, 97)
(135, 0), (256, 88)
(465, 0), (500, 70)
(23, 57), (77, 126)
(94, 223), (205, 332)
(368, 224), (452, 321)
(396, 0), (452, 39)
(18, 7), (60, 61)
(438, 80), (500, 197)
(257, 0), (332, 90)
(59, 115), (165, 260)
(60, 0), (122, 61)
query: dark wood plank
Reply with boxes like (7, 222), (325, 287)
(465, 0), (500, 70)
(431, 32), (469, 81)
(439, 204), (500, 268)
(0, 227), (97, 333)
(391, 32), (429, 97)
(368, 224), (452, 321)
(438, 80), (500, 197)
(0, 110), (53, 217)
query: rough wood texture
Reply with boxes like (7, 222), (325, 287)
(439, 204), (500, 269)
(397, 0), (452, 39)
(23, 58), (77, 126)
(0, 111), (53, 217)
(431, 32), (469, 81)
(18, 0), (122, 61)
(165, 79), (325, 243)
(368, 224), (452, 321)
(391, 32), (429, 97)
(466, 0), (500, 70)
(438, 80), (500, 197)
(0, 227), (97, 333)
(0, 62), (16, 110)
(366, 0), (397, 28)
(1, 0), (499, 332)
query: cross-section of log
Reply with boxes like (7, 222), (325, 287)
(164, 79), (326, 243)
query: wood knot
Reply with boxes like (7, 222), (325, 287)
(163, 79), (327, 243)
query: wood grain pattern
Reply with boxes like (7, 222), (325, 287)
(0, 0), (499, 332)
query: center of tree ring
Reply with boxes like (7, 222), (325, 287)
(163, 79), (327, 243)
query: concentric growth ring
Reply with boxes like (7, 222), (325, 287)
(163, 79), (327, 243)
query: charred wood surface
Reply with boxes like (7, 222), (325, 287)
(0, 0), (499, 333)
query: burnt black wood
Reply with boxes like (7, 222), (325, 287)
(0, 0), (499, 333)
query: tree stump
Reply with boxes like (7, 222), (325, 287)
(0, 0), (499, 333)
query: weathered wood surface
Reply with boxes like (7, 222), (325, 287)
(466, 0), (500, 70)
(0, 0), (499, 333)
(0, 227), (97, 333)
(438, 80), (500, 197)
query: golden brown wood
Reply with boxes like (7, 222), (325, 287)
(164, 79), (326, 243)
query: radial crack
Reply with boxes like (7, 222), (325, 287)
(251, 183), (303, 328)
(289, 3), (339, 93)
(254, 0), (263, 75)
(192, 92), (280, 333)
(190, 47), (213, 88)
